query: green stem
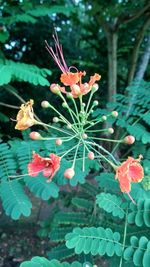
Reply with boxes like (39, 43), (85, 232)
(87, 140), (119, 165)
(90, 136), (123, 143)
(37, 121), (74, 136)
(85, 141), (116, 168)
(60, 143), (79, 158)
(72, 140), (81, 169)
(119, 208), (128, 267)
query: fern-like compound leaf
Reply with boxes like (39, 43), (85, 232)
(96, 192), (127, 219)
(0, 60), (51, 86)
(0, 142), (17, 180)
(20, 257), (82, 267)
(124, 236), (150, 267)
(0, 180), (32, 220)
(24, 175), (59, 200)
(54, 212), (90, 226)
(65, 227), (122, 257)
(128, 199), (150, 227)
(47, 244), (75, 261)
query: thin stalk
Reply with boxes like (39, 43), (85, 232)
(72, 140), (81, 169)
(85, 141), (116, 168)
(60, 143), (79, 158)
(37, 121), (74, 136)
(119, 208), (128, 267)
(90, 136), (123, 143)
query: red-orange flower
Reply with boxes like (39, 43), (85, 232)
(46, 31), (101, 98)
(28, 152), (61, 182)
(60, 71), (86, 86)
(115, 156), (144, 193)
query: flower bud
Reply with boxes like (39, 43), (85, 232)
(112, 111), (118, 117)
(64, 168), (75, 179)
(67, 92), (73, 99)
(88, 152), (95, 160)
(108, 128), (114, 134)
(82, 133), (88, 139)
(124, 135), (135, 145)
(67, 124), (72, 129)
(50, 84), (60, 94)
(62, 102), (68, 108)
(53, 117), (59, 123)
(92, 83), (99, 92)
(29, 131), (42, 140)
(102, 115), (107, 121)
(55, 138), (62, 146)
(41, 101), (50, 108)
(93, 100), (99, 106)
(71, 84), (81, 95)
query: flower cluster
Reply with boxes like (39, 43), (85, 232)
(14, 31), (144, 201)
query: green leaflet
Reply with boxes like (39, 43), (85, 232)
(47, 244), (75, 261)
(128, 199), (150, 227)
(124, 236), (150, 267)
(0, 180), (32, 220)
(96, 192), (127, 219)
(24, 175), (59, 200)
(20, 257), (82, 267)
(65, 227), (122, 257)
(0, 60), (51, 86)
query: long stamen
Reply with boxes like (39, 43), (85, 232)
(45, 30), (69, 73)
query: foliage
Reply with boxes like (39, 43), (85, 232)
(20, 257), (83, 267)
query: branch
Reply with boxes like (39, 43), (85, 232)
(117, 2), (150, 26)
(127, 16), (150, 84)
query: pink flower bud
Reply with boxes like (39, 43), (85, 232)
(50, 84), (60, 94)
(41, 101), (50, 108)
(71, 84), (81, 96)
(88, 152), (95, 160)
(55, 139), (62, 146)
(124, 135), (135, 145)
(112, 111), (118, 117)
(108, 128), (114, 134)
(29, 132), (42, 140)
(82, 133), (88, 139)
(64, 168), (75, 179)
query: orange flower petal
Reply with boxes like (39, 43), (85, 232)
(88, 73), (101, 86)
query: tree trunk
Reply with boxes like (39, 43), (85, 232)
(106, 30), (118, 102)
(135, 34), (150, 79)
(127, 17), (150, 84)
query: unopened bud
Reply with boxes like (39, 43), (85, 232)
(55, 139), (62, 146)
(108, 128), (114, 134)
(93, 100), (99, 106)
(112, 111), (118, 117)
(88, 152), (95, 160)
(64, 168), (75, 179)
(82, 103), (86, 107)
(67, 93), (73, 99)
(102, 115), (107, 121)
(29, 131), (42, 140)
(62, 102), (68, 108)
(71, 84), (81, 95)
(41, 101), (50, 108)
(53, 117), (59, 123)
(50, 84), (60, 94)
(82, 133), (88, 139)
(92, 83), (99, 92)
(67, 124), (72, 129)
(124, 135), (135, 145)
